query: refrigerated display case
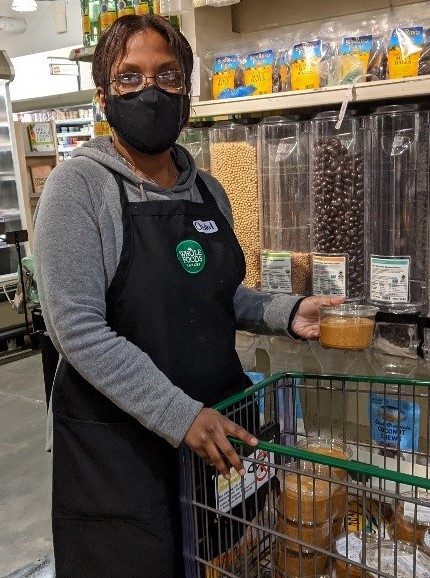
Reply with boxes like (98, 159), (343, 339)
(310, 110), (366, 301)
(367, 105), (430, 313)
(258, 116), (311, 295)
(0, 51), (27, 284)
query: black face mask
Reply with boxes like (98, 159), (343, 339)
(105, 86), (190, 155)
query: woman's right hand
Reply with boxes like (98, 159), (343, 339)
(184, 408), (258, 480)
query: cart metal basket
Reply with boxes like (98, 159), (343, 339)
(182, 372), (430, 578)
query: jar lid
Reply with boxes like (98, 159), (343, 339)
(373, 104), (418, 116)
(297, 436), (353, 461)
(398, 492), (430, 526)
(312, 110), (356, 121)
(319, 304), (379, 318)
(365, 540), (430, 578)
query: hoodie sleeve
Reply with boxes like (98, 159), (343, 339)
(35, 164), (202, 447)
(197, 170), (302, 336)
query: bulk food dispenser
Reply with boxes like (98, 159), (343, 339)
(209, 120), (260, 288)
(177, 123), (211, 172)
(367, 105), (430, 314)
(310, 111), (366, 301)
(258, 116), (311, 295)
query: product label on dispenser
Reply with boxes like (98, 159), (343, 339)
(370, 256), (410, 303)
(261, 251), (292, 293)
(369, 394), (420, 452)
(312, 254), (347, 296)
(215, 447), (276, 513)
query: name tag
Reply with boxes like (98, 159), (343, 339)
(193, 220), (218, 234)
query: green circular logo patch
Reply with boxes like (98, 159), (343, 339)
(176, 239), (206, 274)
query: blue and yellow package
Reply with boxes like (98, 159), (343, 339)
(291, 40), (326, 91)
(212, 54), (241, 99)
(339, 35), (374, 83)
(243, 50), (275, 96)
(387, 26), (425, 79)
(369, 393), (420, 453)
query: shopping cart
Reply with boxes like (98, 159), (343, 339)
(181, 372), (430, 578)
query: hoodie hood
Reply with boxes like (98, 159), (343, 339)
(72, 136), (198, 194)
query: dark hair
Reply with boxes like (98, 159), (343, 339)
(93, 14), (193, 105)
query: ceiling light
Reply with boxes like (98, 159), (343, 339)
(12, 0), (37, 12)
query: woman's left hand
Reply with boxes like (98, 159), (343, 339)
(291, 296), (345, 340)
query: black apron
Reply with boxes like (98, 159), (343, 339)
(51, 172), (251, 578)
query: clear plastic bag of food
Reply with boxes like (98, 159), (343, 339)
(290, 36), (332, 91)
(208, 51), (247, 100)
(386, 18), (430, 79)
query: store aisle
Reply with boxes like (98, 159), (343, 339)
(0, 354), (52, 576)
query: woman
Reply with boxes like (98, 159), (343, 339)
(35, 15), (341, 577)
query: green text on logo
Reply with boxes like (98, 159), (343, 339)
(176, 239), (206, 274)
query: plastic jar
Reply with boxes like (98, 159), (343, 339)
(297, 437), (352, 520)
(275, 514), (331, 553)
(278, 468), (334, 525)
(364, 540), (430, 578)
(318, 304), (378, 350)
(389, 492), (430, 545)
(275, 539), (329, 577)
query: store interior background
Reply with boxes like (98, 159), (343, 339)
(1, 0), (430, 575)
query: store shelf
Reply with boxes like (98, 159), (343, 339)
(190, 76), (430, 118)
(58, 146), (78, 153)
(69, 46), (95, 63)
(25, 150), (57, 157)
(57, 131), (91, 137)
(12, 89), (94, 114)
(55, 118), (91, 126)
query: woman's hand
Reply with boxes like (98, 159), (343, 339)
(184, 408), (258, 480)
(291, 296), (345, 340)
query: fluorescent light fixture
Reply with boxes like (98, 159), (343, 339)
(12, 0), (37, 12)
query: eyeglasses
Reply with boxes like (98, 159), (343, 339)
(110, 70), (186, 94)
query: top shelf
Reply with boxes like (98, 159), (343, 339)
(69, 46), (95, 63)
(11, 76), (430, 119)
(190, 76), (430, 119)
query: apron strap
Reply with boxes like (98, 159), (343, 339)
(111, 170), (129, 211)
(195, 173), (219, 208)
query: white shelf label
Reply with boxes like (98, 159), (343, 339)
(370, 256), (410, 303)
(312, 254), (347, 296)
(215, 448), (276, 513)
(261, 251), (292, 293)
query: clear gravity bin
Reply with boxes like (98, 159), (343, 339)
(367, 105), (430, 313)
(209, 120), (260, 288)
(177, 124), (211, 172)
(258, 116), (311, 295)
(310, 111), (366, 301)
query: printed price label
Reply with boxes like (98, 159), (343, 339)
(336, 534), (363, 562)
(261, 251), (292, 293)
(370, 256), (410, 303)
(312, 254), (347, 296)
(404, 501), (430, 524)
(216, 448), (276, 513)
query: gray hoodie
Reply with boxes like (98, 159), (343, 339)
(34, 137), (300, 448)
